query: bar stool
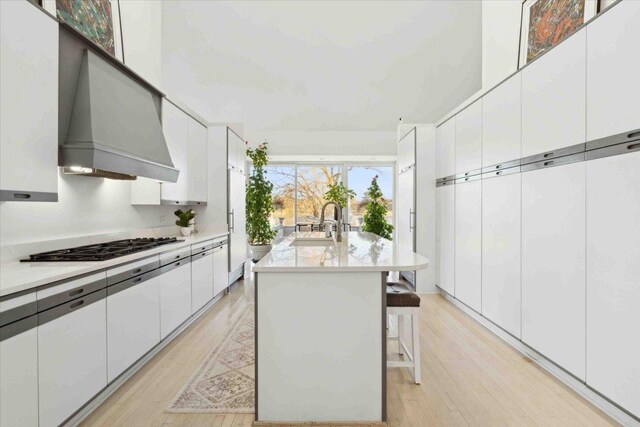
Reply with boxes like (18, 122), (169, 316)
(386, 282), (421, 384)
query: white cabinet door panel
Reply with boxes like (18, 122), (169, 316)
(0, 324), (38, 427)
(0, 0), (58, 196)
(397, 169), (415, 252)
(454, 180), (482, 312)
(160, 262), (192, 339)
(586, 151), (640, 417)
(436, 119), (456, 178)
(455, 101), (482, 174)
(107, 277), (160, 383)
(482, 174), (521, 337)
(161, 101), (189, 201)
(436, 185), (455, 295)
(522, 162), (585, 380)
(522, 29), (586, 157)
(398, 128), (416, 172)
(482, 73), (521, 167)
(38, 299), (107, 427)
(187, 119), (208, 202)
(229, 169), (247, 274)
(213, 244), (229, 297)
(191, 251), (214, 313)
(586, 1), (640, 141)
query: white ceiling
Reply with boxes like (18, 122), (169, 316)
(161, 1), (482, 132)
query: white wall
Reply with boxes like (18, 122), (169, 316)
(119, 0), (163, 88)
(244, 130), (397, 158)
(0, 172), (179, 245)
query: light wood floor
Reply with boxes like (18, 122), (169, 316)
(81, 279), (616, 427)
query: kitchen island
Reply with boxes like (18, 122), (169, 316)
(252, 231), (429, 424)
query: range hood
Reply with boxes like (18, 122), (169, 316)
(58, 26), (179, 182)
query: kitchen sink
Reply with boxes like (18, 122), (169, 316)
(289, 237), (336, 247)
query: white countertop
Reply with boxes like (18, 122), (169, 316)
(253, 231), (429, 273)
(0, 231), (229, 298)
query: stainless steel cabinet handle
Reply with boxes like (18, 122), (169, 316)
(628, 131), (640, 139)
(12, 193), (31, 200)
(229, 209), (235, 232)
(495, 165), (502, 169)
(69, 300), (84, 311)
(544, 160), (554, 167)
(69, 288), (84, 297)
(409, 209), (415, 231)
(543, 152), (554, 158)
(627, 143), (640, 151)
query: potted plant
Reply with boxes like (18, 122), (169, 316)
(246, 142), (277, 261)
(175, 209), (196, 236)
(361, 175), (394, 240)
(325, 181), (356, 223)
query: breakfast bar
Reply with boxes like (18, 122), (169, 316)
(252, 231), (429, 424)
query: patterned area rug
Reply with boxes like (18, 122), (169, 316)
(166, 304), (255, 413)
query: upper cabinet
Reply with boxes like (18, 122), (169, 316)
(398, 128), (416, 172)
(228, 129), (246, 173)
(586, 1), (640, 144)
(0, 1), (58, 202)
(482, 73), (521, 168)
(436, 118), (456, 179)
(522, 28), (586, 158)
(455, 101), (482, 174)
(131, 100), (207, 205)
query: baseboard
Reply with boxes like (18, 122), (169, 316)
(64, 292), (227, 427)
(435, 288), (640, 427)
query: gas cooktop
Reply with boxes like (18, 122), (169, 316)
(21, 237), (182, 262)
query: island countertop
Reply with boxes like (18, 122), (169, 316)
(253, 231), (429, 273)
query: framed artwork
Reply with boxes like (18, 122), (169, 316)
(518, 0), (598, 68)
(43, 0), (124, 61)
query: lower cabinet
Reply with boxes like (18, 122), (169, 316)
(0, 317), (38, 427)
(213, 244), (229, 297)
(586, 151), (640, 417)
(191, 250), (214, 313)
(481, 173), (521, 338)
(38, 293), (107, 427)
(454, 179), (482, 312)
(160, 260), (192, 339)
(436, 184), (455, 295)
(522, 162), (586, 380)
(107, 275), (161, 383)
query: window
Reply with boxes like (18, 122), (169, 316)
(296, 165), (342, 224)
(265, 165), (296, 227)
(347, 166), (394, 227)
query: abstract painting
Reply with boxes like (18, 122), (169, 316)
(55, 0), (121, 58)
(519, 0), (598, 67)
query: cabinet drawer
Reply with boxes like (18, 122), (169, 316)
(0, 292), (37, 327)
(107, 256), (160, 286)
(191, 240), (214, 255)
(37, 272), (107, 312)
(160, 247), (191, 266)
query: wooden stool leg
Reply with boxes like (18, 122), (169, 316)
(412, 309), (421, 384)
(397, 314), (404, 355)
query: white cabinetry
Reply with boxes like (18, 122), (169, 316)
(436, 119), (456, 178)
(455, 101), (482, 174)
(481, 173), (521, 337)
(187, 120), (208, 203)
(454, 179), (482, 312)
(107, 276), (161, 383)
(397, 168), (415, 255)
(0, 0), (58, 201)
(229, 168), (247, 278)
(586, 151), (640, 417)
(482, 73), (521, 167)
(586, 0), (640, 142)
(160, 101), (189, 203)
(0, 317), (38, 427)
(213, 243), (229, 297)
(522, 162), (585, 379)
(160, 260), (192, 339)
(38, 294), (107, 427)
(522, 29), (586, 157)
(228, 128), (246, 173)
(191, 250), (214, 313)
(398, 128), (416, 172)
(436, 184), (455, 295)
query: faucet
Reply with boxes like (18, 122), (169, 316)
(319, 201), (342, 242)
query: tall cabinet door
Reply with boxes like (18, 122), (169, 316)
(522, 28), (586, 157)
(586, 0), (640, 142)
(187, 119), (208, 202)
(161, 101), (189, 202)
(229, 168), (247, 274)
(454, 179), (482, 312)
(436, 184), (455, 295)
(586, 151), (640, 417)
(482, 173), (521, 338)
(522, 162), (586, 380)
(436, 119), (456, 179)
(398, 128), (416, 172)
(482, 73), (521, 168)
(397, 169), (415, 252)
(455, 100), (482, 174)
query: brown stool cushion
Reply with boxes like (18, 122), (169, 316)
(386, 283), (420, 307)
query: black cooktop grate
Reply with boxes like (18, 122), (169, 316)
(21, 237), (181, 262)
